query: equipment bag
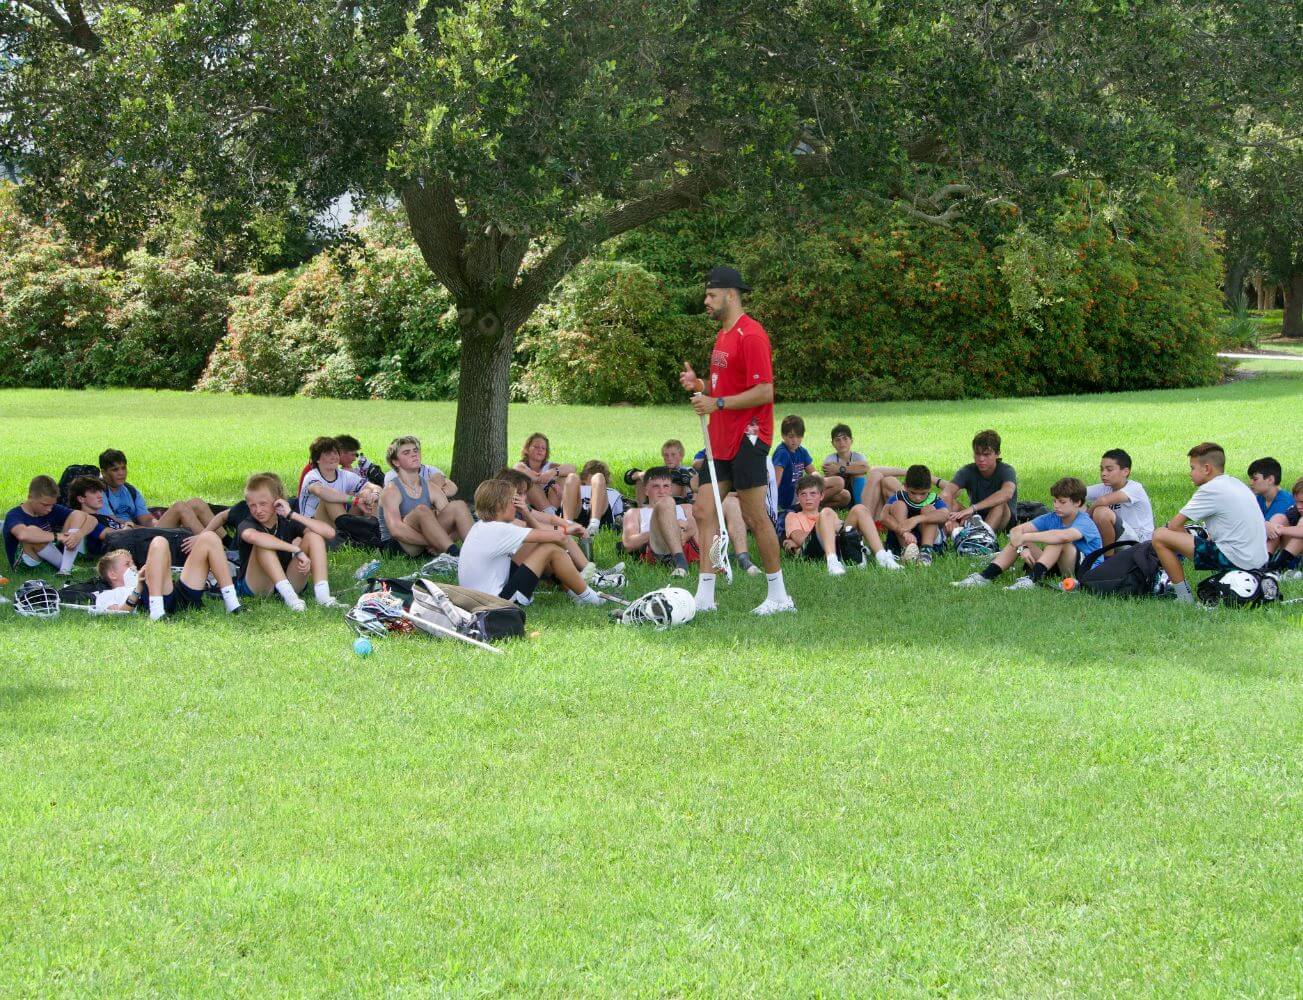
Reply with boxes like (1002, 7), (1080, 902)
(835, 526), (866, 567)
(1013, 500), (1050, 525)
(365, 577), (526, 642)
(1078, 540), (1160, 597)
(56, 464), (102, 506)
(109, 527), (193, 567)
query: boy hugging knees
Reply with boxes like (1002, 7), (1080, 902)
(500, 469), (623, 586)
(1086, 448), (1154, 552)
(882, 465), (951, 565)
(628, 439), (695, 506)
(299, 436), (382, 527)
(98, 448), (215, 534)
(94, 533), (242, 620)
(459, 479), (607, 608)
(621, 466), (698, 578)
(4, 475), (101, 575)
(953, 477), (1101, 590)
(943, 429), (1017, 535)
(562, 459), (625, 535)
(781, 473), (900, 576)
(1266, 476), (1303, 576)
(1248, 457), (1301, 572)
(236, 473), (339, 611)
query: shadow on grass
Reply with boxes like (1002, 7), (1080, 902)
(0, 682), (70, 712)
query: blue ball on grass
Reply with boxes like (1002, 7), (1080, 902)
(353, 637), (373, 657)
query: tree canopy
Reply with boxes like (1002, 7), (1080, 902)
(2, 0), (1297, 484)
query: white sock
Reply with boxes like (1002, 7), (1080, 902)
(571, 586), (602, 605)
(37, 543), (63, 568)
(826, 554), (841, 569)
(766, 570), (789, 604)
(274, 579), (299, 605)
(148, 596), (165, 621)
(219, 584), (241, 612)
(580, 561), (596, 581)
(588, 518), (600, 534)
(696, 572), (716, 608)
(58, 544), (78, 574)
(313, 580), (332, 604)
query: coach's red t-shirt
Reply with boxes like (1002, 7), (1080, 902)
(708, 313), (773, 460)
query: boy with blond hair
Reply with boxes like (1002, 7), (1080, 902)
(237, 472), (339, 611)
(94, 533), (242, 619)
(953, 477), (1100, 590)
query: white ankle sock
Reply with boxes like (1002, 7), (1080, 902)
(219, 584), (241, 612)
(275, 579), (299, 604)
(571, 586), (602, 605)
(766, 570), (788, 604)
(313, 580), (332, 604)
(696, 573), (716, 607)
(588, 518), (600, 534)
(37, 543), (63, 568)
(58, 544), (78, 574)
(148, 596), (165, 621)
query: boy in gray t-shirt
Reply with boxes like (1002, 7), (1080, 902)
(1152, 441), (1269, 604)
(942, 429), (1017, 533)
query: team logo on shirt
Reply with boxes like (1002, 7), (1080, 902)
(711, 349), (729, 369)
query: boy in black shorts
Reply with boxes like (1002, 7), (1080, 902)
(94, 533), (243, 618)
(943, 429), (1017, 533)
(881, 464), (951, 565)
(781, 474), (900, 574)
(236, 473), (339, 610)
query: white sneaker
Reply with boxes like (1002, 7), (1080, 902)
(592, 569), (627, 589)
(876, 550), (902, 570)
(752, 597), (797, 616)
(1005, 576), (1037, 591)
(901, 543), (920, 563)
(608, 561), (625, 575)
(1285, 569), (1303, 581)
(952, 572), (990, 588)
(670, 566), (687, 578)
(827, 558), (846, 577)
(316, 596), (343, 609)
(285, 598), (307, 612)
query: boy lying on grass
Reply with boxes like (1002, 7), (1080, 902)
(94, 535), (242, 619)
(782, 474), (901, 575)
(953, 476), (1101, 590)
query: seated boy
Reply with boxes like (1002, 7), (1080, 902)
(562, 459), (625, 534)
(629, 439), (695, 505)
(236, 473), (339, 611)
(97, 448), (215, 533)
(1085, 448), (1154, 551)
(1248, 457), (1294, 556)
(515, 432), (575, 514)
(881, 464), (950, 565)
(499, 469), (621, 583)
(772, 415), (815, 513)
(334, 434), (386, 486)
(196, 472), (282, 551)
(1266, 476), (1303, 574)
(953, 476), (1101, 590)
(1149, 442), (1269, 604)
(459, 479), (606, 607)
(378, 436), (472, 557)
(942, 429), (1017, 533)
(66, 475), (128, 557)
(93, 534), (242, 619)
(621, 467), (698, 577)
(299, 436), (381, 526)
(782, 473), (901, 575)
(823, 423), (907, 516)
(4, 475), (100, 574)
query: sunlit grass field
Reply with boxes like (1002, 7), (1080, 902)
(2, 368), (1300, 996)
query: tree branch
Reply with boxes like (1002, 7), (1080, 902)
(400, 176), (472, 302)
(15, 0), (100, 51)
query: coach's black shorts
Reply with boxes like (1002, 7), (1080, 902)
(696, 436), (771, 492)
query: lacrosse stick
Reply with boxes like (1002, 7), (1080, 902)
(395, 608), (504, 654)
(696, 407), (733, 582)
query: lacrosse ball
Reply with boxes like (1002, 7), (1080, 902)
(1061, 577), (1078, 592)
(353, 637), (373, 657)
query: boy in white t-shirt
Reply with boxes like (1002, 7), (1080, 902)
(299, 436), (381, 525)
(1152, 442), (1269, 604)
(459, 479), (606, 607)
(1086, 448), (1154, 552)
(621, 467), (698, 577)
(93, 535), (242, 619)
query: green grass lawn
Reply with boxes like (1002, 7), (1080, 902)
(2, 374), (1301, 997)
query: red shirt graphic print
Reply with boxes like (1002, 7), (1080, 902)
(708, 313), (773, 460)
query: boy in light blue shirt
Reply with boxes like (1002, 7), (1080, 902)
(953, 477), (1101, 590)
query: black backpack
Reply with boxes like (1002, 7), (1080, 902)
(109, 527), (193, 568)
(835, 526), (866, 566)
(334, 514), (381, 550)
(1013, 500), (1050, 525)
(57, 464), (101, 506)
(1078, 540), (1161, 597)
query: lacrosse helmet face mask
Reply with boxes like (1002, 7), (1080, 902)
(616, 586), (695, 629)
(13, 579), (60, 618)
(1197, 569), (1279, 608)
(954, 514), (998, 556)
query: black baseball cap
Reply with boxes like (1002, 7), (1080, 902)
(705, 266), (751, 293)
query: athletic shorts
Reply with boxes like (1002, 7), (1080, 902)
(578, 501), (618, 529)
(141, 579), (204, 614)
(885, 531), (948, 556)
(696, 435), (771, 492)
(1192, 537), (1239, 573)
(379, 537), (412, 557)
(635, 537), (700, 566)
(799, 532), (825, 560)
(499, 563), (540, 603)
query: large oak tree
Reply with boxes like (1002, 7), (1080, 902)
(2, 0), (1295, 485)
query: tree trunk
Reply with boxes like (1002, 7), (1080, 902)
(1283, 272), (1303, 338)
(1223, 256), (1250, 311)
(450, 308), (516, 494)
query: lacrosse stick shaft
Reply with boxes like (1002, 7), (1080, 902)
(397, 608), (505, 654)
(595, 591), (631, 607)
(698, 410), (733, 580)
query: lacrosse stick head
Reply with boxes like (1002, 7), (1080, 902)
(13, 580), (60, 618)
(709, 532), (733, 582)
(349, 589), (412, 635)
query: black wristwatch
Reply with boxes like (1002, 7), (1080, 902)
(715, 396), (725, 410)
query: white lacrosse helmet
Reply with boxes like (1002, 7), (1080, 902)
(953, 514), (998, 556)
(616, 586), (696, 629)
(1197, 569), (1278, 608)
(13, 579), (60, 618)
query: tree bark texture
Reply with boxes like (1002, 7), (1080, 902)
(451, 315), (515, 490)
(1223, 256), (1249, 311)
(1283, 272), (1303, 338)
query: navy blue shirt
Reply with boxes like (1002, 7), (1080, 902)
(772, 444), (813, 511)
(3, 503), (72, 567)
